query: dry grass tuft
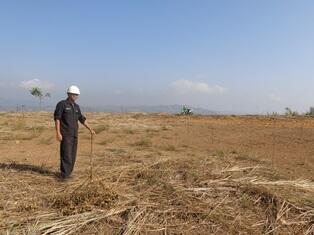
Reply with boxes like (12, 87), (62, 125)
(161, 144), (177, 151)
(49, 180), (118, 216)
(130, 138), (153, 148)
(124, 129), (135, 134)
(93, 124), (109, 134)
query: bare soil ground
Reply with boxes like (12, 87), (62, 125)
(0, 112), (313, 234)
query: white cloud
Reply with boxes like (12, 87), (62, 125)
(19, 79), (55, 90)
(268, 93), (281, 102)
(171, 79), (226, 95)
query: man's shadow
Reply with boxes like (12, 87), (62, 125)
(0, 162), (57, 176)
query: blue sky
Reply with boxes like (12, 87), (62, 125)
(0, 1), (313, 113)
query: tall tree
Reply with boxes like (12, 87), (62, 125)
(30, 87), (51, 107)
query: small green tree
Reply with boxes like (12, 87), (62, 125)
(180, 106), (193, 115)
(30, 87), (51, 107)
(285, 107), (298, 116)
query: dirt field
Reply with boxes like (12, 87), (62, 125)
(0, 112), (313, 234)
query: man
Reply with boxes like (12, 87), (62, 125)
(54, 85), (95, 180)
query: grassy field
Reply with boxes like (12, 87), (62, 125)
(0, 112), (313, 234)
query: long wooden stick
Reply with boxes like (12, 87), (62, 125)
(271, 119), (277, 169)
(90, 133), (94, 181)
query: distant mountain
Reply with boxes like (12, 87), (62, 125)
(0, 104), (218, 115)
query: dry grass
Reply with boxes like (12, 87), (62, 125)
(130, 138), (153, 148)
(0, 112), (313, 234)
(161, 144), (177, 151)
(124, 129), (135, 134)
(2, 154), (313, 234)
(93, 124), (110, 134)
(50, 180), (118, 216)
(39, 136), (54, 145)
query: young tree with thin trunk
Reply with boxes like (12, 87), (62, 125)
(30, 87), (51, 107)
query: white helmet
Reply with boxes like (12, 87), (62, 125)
(67, 85), (80, 95)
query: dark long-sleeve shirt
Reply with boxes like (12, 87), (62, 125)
(54, 99), (86, 137)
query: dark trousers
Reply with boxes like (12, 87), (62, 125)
(60, 136), (78, 178)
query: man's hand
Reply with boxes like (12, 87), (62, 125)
(90, 129), (96, 136)
(56, 133), (63, 142)
(55, 120), (62, 142)
(83, 120), (96, 136)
